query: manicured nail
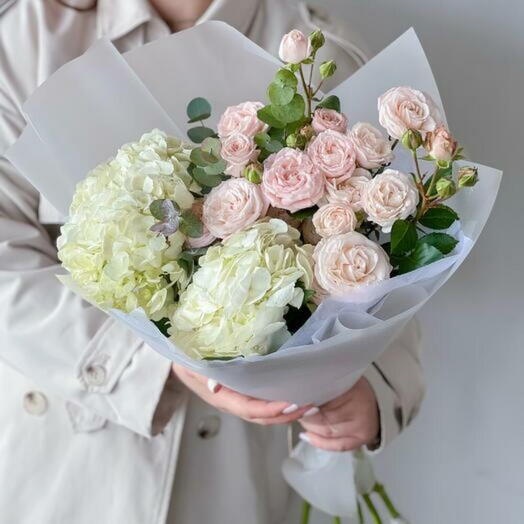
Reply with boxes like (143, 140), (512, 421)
(207, 378), (220, 393)
(281, 403), (299, 414)
(302, 406), (319, 418)
(298, 432), (311, 444)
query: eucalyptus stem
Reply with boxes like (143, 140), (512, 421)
(363, 494), (383, 524)
(299, 65), (312, 118)
(301, 500), (312, 524)
(373, 483), (400, 519)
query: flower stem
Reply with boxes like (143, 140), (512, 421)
(357, 499), (364, 524)
(363, 493), (383, 524)
(299, 65), (312, 118)
(373, 483), (400, 519)
(333, 517), (342, 524)
(412, 150), (429, 222)
(301, 500), (312, 524)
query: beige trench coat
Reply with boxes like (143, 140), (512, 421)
(0, 1), (425, 523)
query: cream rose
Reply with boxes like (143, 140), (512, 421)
(278, 30), (310, 64)
(220, 132), (258, 177)
(424, 125), (457, 163)
(312, 203), (357, 238)
(185, 199), (216, 249)
(261, 148), (324, 213)
(362, 169), (419, 233)
(217, 101), (267, 138)
(313, 232), (392, 296)
(203, 178), (268, 238)
(378, 86), (441, 139)
(312, 108), (348, 134)
(307, 130), (357, 180)
(325, 167), (371, 211)
(350, 122), (394, 169)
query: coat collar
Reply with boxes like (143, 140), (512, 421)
(96, 0), (261, 41)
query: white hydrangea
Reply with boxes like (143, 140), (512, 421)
(57, 129), (195, 319)
(169, 219), (315, 359)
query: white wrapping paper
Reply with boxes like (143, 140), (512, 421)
(6, 22), (502, 518)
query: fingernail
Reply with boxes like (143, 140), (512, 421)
(281, 403), (299, 415)
(302, 406), (319, 418)
(207, 378), (220, 394)
(298, 432), (311, 444)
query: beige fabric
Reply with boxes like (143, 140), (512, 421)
(0, 1), (424, 523)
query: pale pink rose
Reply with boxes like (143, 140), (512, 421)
(220, 132), (258, 177)
(424, 125), (457, 163)
(307, 130), (357, 180)
(203, 178), (269, 238)
(312, 108), (348, 134)
(362, 169), (419, 233)
(261, 148), (324, 213)
(313, 232), (392, 296)
(350, 122), (394, 169)
(185, 199), (216, 249)
(217, 101), (267, 138)
(312, 203), (357, 238)
(325, 168), (371, 211)
(278, 30), (310, 64)
(301, 217), (322, 245)
(378, 86), (442, 139)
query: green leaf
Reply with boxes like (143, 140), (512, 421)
(390, 219), (418, 255)
(257, 105), (286, 129)
(425, 165), (452, 196)
(268, 82), (295, 106)
(302, 289), (316, 304)
(397, 243), (443, 274)
(190, 148), (213, 167)
(316, 95), (340, 112)
(187, 126), (216, 143)
(149, 199), (179, 221)
(187, 97), (212, 123)
(254, 132), (283, 153)
(176, 256), (194, 277)
(419, 205), (459, 230)
(274, 68), (298, 89)
(179, 210), (203, 238)
(192, 167), (223, 188)
(271, 94), (305, 124)
(152, 318), (171, 337)
(201, 137), (221, 157)
(290, 205), (318, 220)
(203, 159), (226, 175)
(418, 233), (458, 255)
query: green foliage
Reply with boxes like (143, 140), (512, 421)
(419, 205), (459, 230)
(397, 243), (443, 274)
(290, 205), (318, 220)
(271, 94), (305, 124)
(257, 105), (286, 129)
(390, 219), (417, 255)
(316, 95), (340, 112)
(179, 210), (203, 238)
(319, 60), (337, 79)
(254, 132), (283, 153)
(417, 233), (458, 254)
(186, 97), (212, 123)
(187, 126), (216, 143)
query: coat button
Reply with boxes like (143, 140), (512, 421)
(23, 391), (48, 416)
(197, 415), (221, 439)
(84, 364), (107, 387)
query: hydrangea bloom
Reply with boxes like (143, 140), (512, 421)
(169, 219), (314, 359)
(57, 130), (195, 319)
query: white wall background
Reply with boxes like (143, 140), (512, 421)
(316, 1), (524, 522)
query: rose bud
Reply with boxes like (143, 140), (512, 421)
(436, 177), (457, 199)
(319, 60), (337, 79)
(243, 163), (263, 184)
(424, 125), (458, 164)
(309, 29), (325, 52)
(401, 129), (423, 151)
(278, 30), (311, 64)
(458, 166), (479, 188)
(299, 124), (315, 141)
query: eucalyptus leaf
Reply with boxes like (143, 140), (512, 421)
(254, 133), (283, 153)
(149, 199), (179, 221)
(179, 210), (203, 238)
(271, 94), (305, 124)
(257, 105), (286, 129)
(201, 137), (221, 157)
(274, 68), (298, 89)
(203, 159), (227, 175)
(190, 148), (213, 167)
(268, 82), (295, 106)
(418, 233), (458, 254)
(316, 95), (341, 112)
(419, 205), (459, 230)
(187, 126), (216, 143)
(390, 219), (418, 255)
(397, 243), (443, 274)
(187, 97), (212, 123)
(192, 167), (223, 188)
(176, 256), (194, 277)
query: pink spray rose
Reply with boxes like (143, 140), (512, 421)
(261, 148), (324, 213)
(424, 125), (457, 163)
(312, 108), (348, 134)
(378, 86), (441, 139)
(313, 232), (392, 297)
(185, 199), (216, 249)
(312, 203), (357, 238)
(278, 30), (310, 64)
(307, 130), (357, 180)
(325, 167), (371, 211)
(350, 122), (394, 169)
(202, 178), (268, 239)
(220, 132), (258, 177)
(217, 101), (267, 138)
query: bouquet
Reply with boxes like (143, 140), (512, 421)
(6, 22), (502, 522)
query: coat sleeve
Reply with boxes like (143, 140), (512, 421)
(0, 82), (177, 438)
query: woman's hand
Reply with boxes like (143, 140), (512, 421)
(298, 377), (380, 452)
(172, 363), (315, 425)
